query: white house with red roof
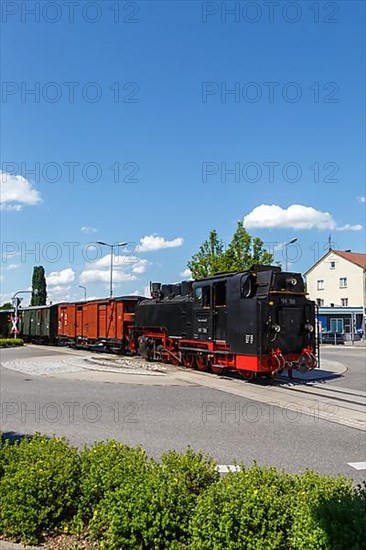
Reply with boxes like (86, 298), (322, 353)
(305, 250), (366, 308)
(304, 250), (366, 338)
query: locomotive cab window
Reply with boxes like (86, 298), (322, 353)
(214, 281), (226, 307)
(194, 286), (210, 308)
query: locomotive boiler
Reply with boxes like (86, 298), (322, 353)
(131, 265), (317, 379)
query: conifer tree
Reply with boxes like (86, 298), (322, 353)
(31, 266), (47, 305)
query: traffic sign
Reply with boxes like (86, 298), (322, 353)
(10, 316), (19, 334)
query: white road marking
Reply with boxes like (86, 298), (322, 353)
(217, 465), (240, 474)
(347, 462), (366, 470)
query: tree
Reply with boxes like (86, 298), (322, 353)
(31, 266), (47, 305)
(0, 302), (12, 310)
(187, 230), (226, 280)
(223, 223), (273, 272)
(187, 224), (273, 280)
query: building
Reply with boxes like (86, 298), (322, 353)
(304, 250), (366, 339)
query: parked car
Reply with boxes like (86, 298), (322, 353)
(320, 332), (345, 345)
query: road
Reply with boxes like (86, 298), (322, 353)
(320, 345), (366, 391)
(1, 345), (365, 484)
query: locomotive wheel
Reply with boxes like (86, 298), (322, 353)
(169, 353), (180, 366)
(211, 364), (225, 376)
(239, 370), (256, 382)
(182, 353), (196, 369)
(196, 354), (210, 372)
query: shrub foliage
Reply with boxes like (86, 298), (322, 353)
(0, 435), (365, 548)
(0, 338), (24, 347)
(0, 434), (79, 544)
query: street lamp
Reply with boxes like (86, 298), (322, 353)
(96, 241), (127, 298)
(78, 285), (87, 301)
(11, 289), (38, 339)
(284, 238), (298, 271)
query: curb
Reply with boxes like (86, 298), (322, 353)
(0, 543), (41, 550)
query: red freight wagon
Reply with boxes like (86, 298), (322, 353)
(58, 296), (142, 351)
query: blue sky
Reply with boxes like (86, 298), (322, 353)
(1, 0), (365, 303)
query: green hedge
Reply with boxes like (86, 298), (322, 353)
(0, 435), (365, 548)
(0, 338), (24, 347)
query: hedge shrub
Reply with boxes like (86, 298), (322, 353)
(289, 471), (366, 550)
(76, 440), (150, 527)
(83, 445), (218, 548)
(0, 435), (365, 549)
(0, 434), (80, 544)
(0, 338), (24, 347)
(189, 464), (295, 550)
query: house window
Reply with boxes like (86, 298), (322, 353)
(316, 299), (324, 306)
(317, 279), (324, 290)
(330, 318), (344, 333)
(339, 277), (348, 288)
(330, 261), (336, 269)
(341, 298), (348, 306)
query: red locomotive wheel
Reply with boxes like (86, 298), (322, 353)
(239, 370), (256, 381)
(211, 364), (225, 376)
(170, 355), (180, 366)
(182, 353), (196, 369)
(196, 354), (210, 372)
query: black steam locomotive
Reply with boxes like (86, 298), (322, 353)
(131, 265), (317, 379)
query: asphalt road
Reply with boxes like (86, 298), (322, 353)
(320, 346), (366, 391)
(1, 345), (365, 484)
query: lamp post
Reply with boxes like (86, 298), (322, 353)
(78, 285), (87, 301)
(96, 241), (127, 298)
(284, 238), (298, 271)
(11, 289), (37, 339)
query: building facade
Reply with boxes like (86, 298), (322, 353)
(305, 250), (366, 339)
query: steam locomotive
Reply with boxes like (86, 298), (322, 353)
(0, 265), (317, 379)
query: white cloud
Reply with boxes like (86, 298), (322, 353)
(47, 268), (75, 286)
(79, 269), (136, 284)
(81, 226), (98, 234)
(87, 254), (138, 270)
(5, 263), (19, 270)
(144, 284), (151, 298)
(180, 268), (192, 279)
(84, 254), (149, 279)
(138, 235), (184, 252)
(47, 285), (72, 302)
(0, 172), (41, 211)
(357, 196), (365, 204)
(243, 204), (362, 231)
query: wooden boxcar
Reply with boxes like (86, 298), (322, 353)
(58, 296), (142, 350)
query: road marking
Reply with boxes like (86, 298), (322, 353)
(217, 465), (240, 474)
(347, 462), (366, 470)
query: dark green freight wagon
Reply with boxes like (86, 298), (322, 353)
(20, 305), (59, 341)
(0, 309), (12, 337)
